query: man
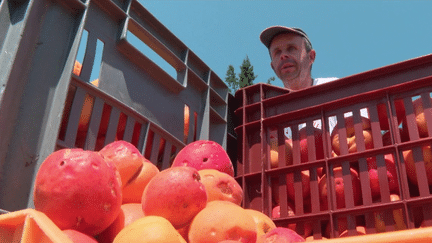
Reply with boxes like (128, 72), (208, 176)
(260, 26), (337, 90)
(260, 26), (367, 136)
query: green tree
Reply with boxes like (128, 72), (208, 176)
(267, 76), (276, 84)
(225, 64), (238, 94)
(238, 55), (257, 88)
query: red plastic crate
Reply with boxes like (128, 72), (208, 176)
(234, 54), (432, 240)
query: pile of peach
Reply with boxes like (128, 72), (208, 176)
(269, 97), (432, 238)
(33, 140), (306, 242)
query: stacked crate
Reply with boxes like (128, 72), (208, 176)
(234, 54), (432, 240)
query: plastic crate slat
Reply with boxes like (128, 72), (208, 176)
(341, 162), (355, 209)
(64, 87), (87, 147)
(412, 146), (430, 197)
(122, 116), (136, 142)
(336, 114), (349, 155)
(368, 104), (384, 148)
(420, 92), (432, 137)
(161, 140), (173, 169)
(83, 96), (104, 151)
(104, 106), (121, 144)
(149, 131), (162, 167)
(403, 97), (420, 141)
(376, 154), (391, 201)
(358, 158), (373, 205)
(309, 168), (321, 213)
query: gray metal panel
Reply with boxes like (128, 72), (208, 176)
(0, 0), (231, 211)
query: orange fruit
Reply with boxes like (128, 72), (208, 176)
(305, 235), (328, 241)
(198, 169), (243, 205)
(122, 161), (159, 204)
(63, 229), (98, 243)
(171, 140), (235, 177)
(98, 203), (145, 243)
(73, 60), (82, 76)
(339, 226), (366, 237)
(33, 149), (122, 236)
(142, 166), (207, 229)
(99, 141), (146, 189)
(188, 201), (257, 243)
(113, 216), (186, 243)
(244, 209), (276, 238)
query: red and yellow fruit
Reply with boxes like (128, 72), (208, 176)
(188, 201), (257, 243)
(141, 166), (207, 229)
(33, 148), (122, 236)
(331, 116), (374, 155)
(198, 169), (243, 205)
(171, 140), (234, 177)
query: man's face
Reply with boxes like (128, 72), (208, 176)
(269, 33), (316, 90)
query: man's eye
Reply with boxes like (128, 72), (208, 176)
(272, 50), (281, 57)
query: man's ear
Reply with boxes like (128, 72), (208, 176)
(309, 49), (316, 64)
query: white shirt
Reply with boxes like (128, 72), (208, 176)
(284, 77), (368, 138)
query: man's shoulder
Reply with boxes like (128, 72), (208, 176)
(313, 77), (338, 86)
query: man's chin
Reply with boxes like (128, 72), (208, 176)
(282, 77), (303, 90)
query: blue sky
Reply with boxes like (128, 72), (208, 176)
(136, 1), (432, 89)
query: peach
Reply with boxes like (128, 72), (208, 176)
(324, 216), (364, 238)
(339, 226), (366, 237)
(33, 149), (122, 236)
(286, 170), (311, 204)
(63, 229), (98, 243)
(271, 205), (312, 238)
(403, 145), (432, 185)
(374, 194), (406, 233)
(171, 140), (234, 176)
(367, 154), (400, 199)
(258, 227), (305, 243)
(97, 203), (145, 243)
(305, 235), (328, 241)
(331, 116), (374, 155)
(122, 160), (159, 204)
(244, 209), (277, 238)
(113, 216), (187, 243)
(73, 60), (82, 76)
(272, 205), (296, 231)
(188, 201), (257, 243)
(298, 127), (324, 163)
(99, 140), (146, 190)
(319, 167), (361, 210)
(377, 100), (406, 131)
(177, 223), (191, 242)
(141, 166), (207, 229)
(406, 97), (432, 138)
(198, 169), (243, 205)
(269, 132), (293, 168)
(382, 128), (409, 146)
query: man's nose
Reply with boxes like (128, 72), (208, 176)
(280, 51), (290, 60)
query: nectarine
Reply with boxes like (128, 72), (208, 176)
(258, 227), (305, 242)
(33, 149), (122, 236)
(141, 166), (207, 229)
(171, 140), (234, 176)
(403, 145), (432, 185)
(319, 166), (361, 210)
(244, 209), (277, 239)
(113, 216), (187, 243)
(331, 116), (374, 155)
(188, 201), (257, 243)
(198, 169), (243, 205)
